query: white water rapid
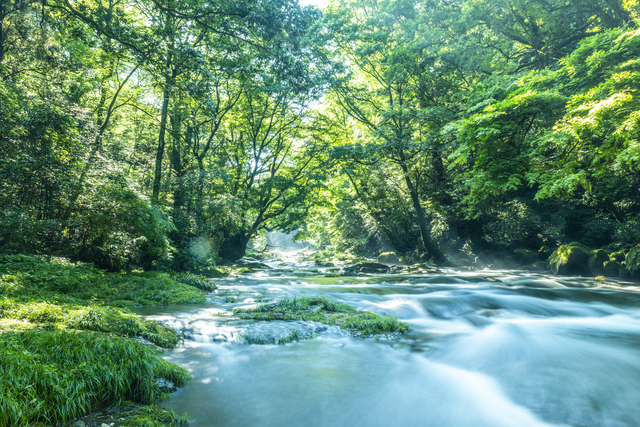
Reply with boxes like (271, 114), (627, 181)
(137, 259), (640, 427)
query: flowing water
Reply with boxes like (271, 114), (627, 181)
(137, 258), (640, 427)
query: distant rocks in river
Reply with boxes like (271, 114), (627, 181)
(344, 262), (390, 274)
(548, 243), (639, 278)
(549, 242), (592, 276)
(377, 252), (400, 264)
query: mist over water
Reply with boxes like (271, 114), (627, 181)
(138, 257), (640, 427)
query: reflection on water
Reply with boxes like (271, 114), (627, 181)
(137, 263), (640, 427)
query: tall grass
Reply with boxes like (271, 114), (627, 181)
(0, 299), (181, 348)
(0, 330), (190, 427)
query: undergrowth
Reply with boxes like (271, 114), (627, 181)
(233, 296), (410, 337)
(0, 330), (190, 427)
(169, 271), (217, 292)
(0, 255), (208, 426)
(0, 254), (207, 307)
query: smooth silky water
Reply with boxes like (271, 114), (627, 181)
(136, 261), (640, 427)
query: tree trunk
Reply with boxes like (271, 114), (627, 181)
(398, 160), (447, 264)
(220, 232), (252, 261)
(152, 58), (177, 202)
(603, 198), (626, 224)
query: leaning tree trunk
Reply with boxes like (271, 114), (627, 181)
(398, 160), (447, 264)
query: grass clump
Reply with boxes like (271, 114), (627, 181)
(169, 271), (217, 292)
(233, 296), (410, 337)
(0, 330), (190, 427)
(117, 405), (188, 427)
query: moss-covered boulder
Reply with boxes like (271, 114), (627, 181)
(603, 260), (622, 277)
(344, 262), (390, 274)
(232, 296), (409, 338)
(610, 251), (626, 263)
(588, 249), (610, 275)
(514, 249), (538, 264)
(626, 247), (640, 278)
(620, 267), (630, 279)
(377, 252), (400, 264)
(548, 242), (591, 276)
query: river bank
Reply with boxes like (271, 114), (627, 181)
(0, 255), (217, 427)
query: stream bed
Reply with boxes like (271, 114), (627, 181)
(137, 262), (640, 427)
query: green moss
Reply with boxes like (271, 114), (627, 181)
(0, 330), (190, 427)
(233, 296), (410, 337)
(115, 405), (189, 427)
(548, 243), (591, 275)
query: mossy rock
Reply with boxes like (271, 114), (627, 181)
(603, 260), (622, 277)
(610, 251), (626, 263)
(626, 247), (640, 278)
(513, 249), (538, 265)
(344, 262), (390, 274)
(315, 260), (335, 267)
(233, 296), (409, 337)
(620, 267), (630, 279)
(539, 246), (552, 260)
(548, 242), (591, 276)
(588, 249), (609, 275)
(377, 252), (400, 264)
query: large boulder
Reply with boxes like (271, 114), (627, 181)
(620, 267), (630, 279)
(588, 249), (609, 276)
(548, 242), (591, 276)
(603, 260), (622, 277)
(344, 262), (390, 274)
(626, 247), (640, 278)
(377, 252), (400, 264)
(514, 249), (538, 265)
(609, 251), (626, 263)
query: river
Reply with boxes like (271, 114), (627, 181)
(137, 259), (640, 427)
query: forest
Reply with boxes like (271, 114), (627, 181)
(1, 0), (638, 271)
(1, 0), (640, 425)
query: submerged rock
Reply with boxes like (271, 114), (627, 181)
(377, 252), (400, 264)
(548, 242), (591, 276)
